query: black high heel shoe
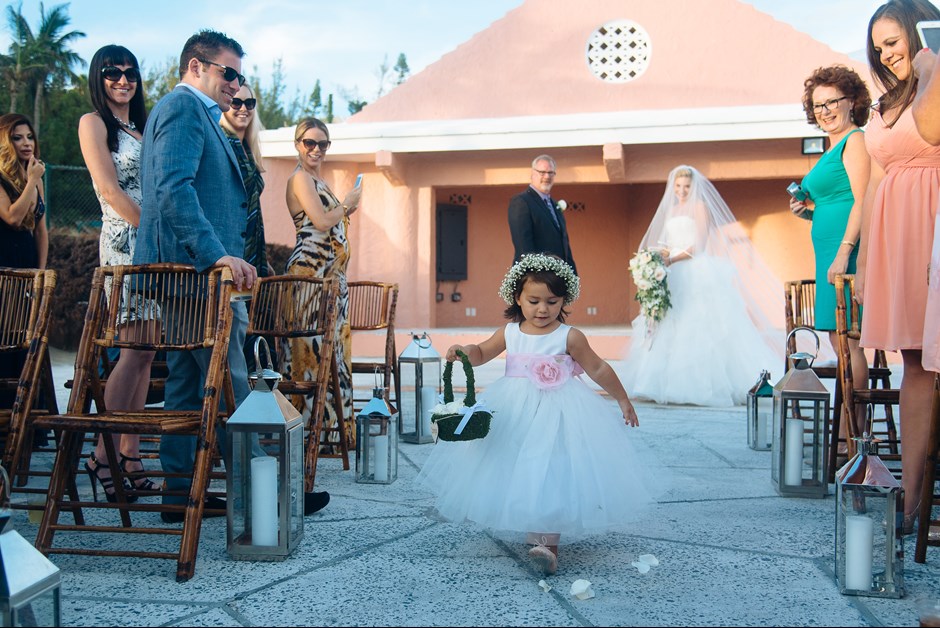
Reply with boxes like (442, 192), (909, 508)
(84, 453), (137, 503)
(119, 454), (161, 493)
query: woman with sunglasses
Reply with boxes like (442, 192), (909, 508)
(77, 44), (160, 502)
(857, 0), (940, 535)
(282, 118), (361, 464)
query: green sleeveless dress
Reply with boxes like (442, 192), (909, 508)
(800, 129), (862, 330)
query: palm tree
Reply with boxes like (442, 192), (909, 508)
(1, 2), (84, 134)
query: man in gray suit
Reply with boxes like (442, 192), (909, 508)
(135, 30), (256, 519)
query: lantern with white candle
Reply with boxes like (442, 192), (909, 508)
(747, 370), (774, 451)
(835, 435), (904, 597)
(398, 332), (441, 444)
(356, 387), (399, 484)
(226, 338), (304, 561)
(771, 327), (830, 498)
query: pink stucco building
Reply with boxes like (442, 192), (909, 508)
(257, 0), (873, 356)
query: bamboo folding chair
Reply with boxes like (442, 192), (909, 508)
(34, 264), (235, 582)
(348, 281), (400, 414)
(0, 268), (58, 508)
(914, 374), (940, 563)
(833, 274), (901, 470)
(246, 275), (345, 493)
(785, 278), (895, 481)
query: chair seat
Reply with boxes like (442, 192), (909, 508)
(34, 411), (204, 434)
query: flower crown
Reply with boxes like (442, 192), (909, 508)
(498, 253), (580, 305)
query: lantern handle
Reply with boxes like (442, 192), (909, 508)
(785, 326), (820, 362)
(412, 332), (432, 350)
(253, 336), (275, 373)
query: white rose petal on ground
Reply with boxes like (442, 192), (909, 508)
(569, 579), (595, 600)
(538, 579), (552, 592)
(637, 554), (659, 567)
(631, 561), (651, 574)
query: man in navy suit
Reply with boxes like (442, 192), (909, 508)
(507, 154), (577, 274)
(134, 30), (256, 518)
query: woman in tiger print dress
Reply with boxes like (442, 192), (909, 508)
(284, 118), (362, 448)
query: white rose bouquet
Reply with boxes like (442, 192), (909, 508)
(628, 248), (672, 337)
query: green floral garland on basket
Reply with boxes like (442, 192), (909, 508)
(431, 349), (493, 441)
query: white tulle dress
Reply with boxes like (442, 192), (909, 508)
(622, 214), (782, 406)
(416, 322), (657, 537)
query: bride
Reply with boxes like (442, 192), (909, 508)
(622, 165), (785, 406)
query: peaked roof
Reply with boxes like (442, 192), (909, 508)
(350, 0), (871, 123)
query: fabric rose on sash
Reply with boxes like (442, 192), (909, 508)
(526, 356), (571, 390)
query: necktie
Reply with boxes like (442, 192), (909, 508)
(544, 197), (560, 229)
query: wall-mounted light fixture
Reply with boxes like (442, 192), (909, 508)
(802, 137), (825, 155)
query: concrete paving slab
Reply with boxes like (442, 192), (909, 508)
(11, 348), (937, 626)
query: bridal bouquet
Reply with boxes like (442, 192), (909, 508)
(628, 248), (672, 324)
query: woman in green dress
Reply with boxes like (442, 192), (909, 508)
(790, 65), (871, 437)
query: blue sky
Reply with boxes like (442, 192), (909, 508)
(4, 0), (896, 113)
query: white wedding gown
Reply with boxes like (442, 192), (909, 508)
(622, 217), (783, 406)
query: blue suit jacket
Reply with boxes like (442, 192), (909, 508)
(134, 85), (247, 271)
(507, 187), (577, 274)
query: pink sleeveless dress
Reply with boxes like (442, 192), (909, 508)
(861, 106), (940, 351)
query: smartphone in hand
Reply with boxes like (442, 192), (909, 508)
(355, 174), (363, 188)
(786, 182), (808, 202)
(918, 20), (940, 53)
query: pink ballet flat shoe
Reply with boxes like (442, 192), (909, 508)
(528, 543), (558, 575)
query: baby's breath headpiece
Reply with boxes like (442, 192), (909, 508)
(498, 253), (580, 305)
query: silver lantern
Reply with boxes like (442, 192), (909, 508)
(397, 332), (441, 444)
(835, 435), (904, 598)
(0, 466), (61, 627)
(771, 327), (830, 498)
(356, 387), (399, 484)
(226, 338), (304, 561)
(747, 370), (774, 451)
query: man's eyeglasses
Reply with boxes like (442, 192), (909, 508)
(102, 66), (140, 83)
(534, 169), (556, 177)
(812, 96), (847, 114)
(301, 138), (331, 151)
(198, 58), (246, 86)
(231, 97), (257, 111)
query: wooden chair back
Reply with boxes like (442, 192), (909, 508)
(0, 268), (58, 487)
(247, 275), (344, 493)
(348, 281), (400, 412)
(833, 274), (900, 466)
(34, 264), (234, 582)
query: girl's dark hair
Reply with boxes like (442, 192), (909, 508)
(801, 65), (872, 127)
(867, 0), (940, 125)
(89, 45), (148, 153)
(503, 270), (570, 323)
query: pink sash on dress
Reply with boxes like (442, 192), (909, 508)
(505, 353), (584, 390)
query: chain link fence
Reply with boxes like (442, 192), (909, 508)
(44, 164), (102, 231)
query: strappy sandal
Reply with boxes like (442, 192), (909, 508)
(84, 453), (136, 503)
(119, 454), (162, 493)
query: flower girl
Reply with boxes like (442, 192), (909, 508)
(416, 254), (657, 575)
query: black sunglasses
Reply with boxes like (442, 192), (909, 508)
(301, 138), (331, 151)
(198, 58), (246, 86)
(230, 97), (257, 111)
(101, 66), (140, 83)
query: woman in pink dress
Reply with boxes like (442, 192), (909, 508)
(857, 0), (940, 534)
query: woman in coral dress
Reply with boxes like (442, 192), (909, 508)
(857, 0), (940, 534)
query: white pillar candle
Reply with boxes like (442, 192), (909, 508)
(250, 456), (278, 546)
(373, 434), (389, 482)
(845, 514), (874, 591)
(420, 386), (437, 437)
(784, 418), (804, 486)
(757, 410), (770, 448)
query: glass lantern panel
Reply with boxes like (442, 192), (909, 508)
(229, 430), (250, 546)
(836, 485), (903, 597)
(11, 588), (59, 627)
(749, 395), (773, 450)
(289, 425), (304, 539)
(772, 395), (829, 494)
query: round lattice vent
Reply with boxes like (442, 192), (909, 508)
(586, 20), (651, 83)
